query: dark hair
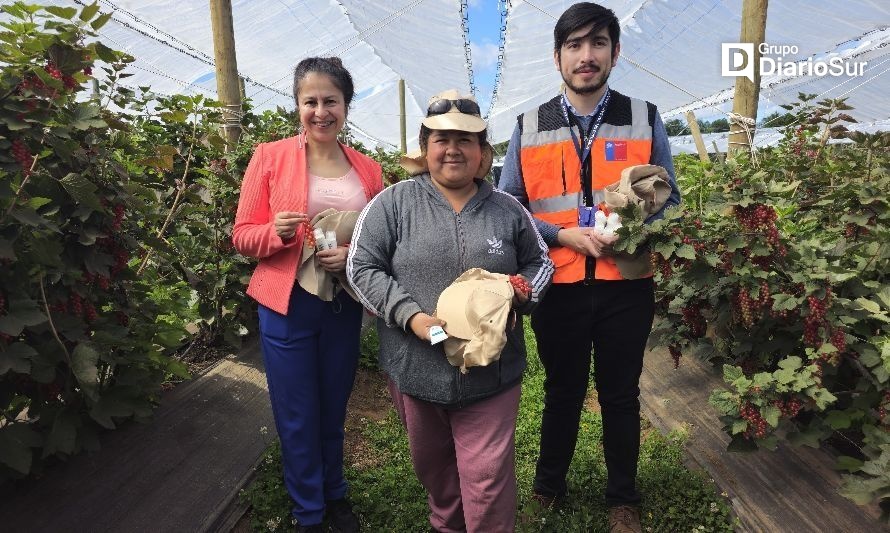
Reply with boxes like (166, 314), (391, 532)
(292, 56), (355, 106)
(553, 2), (620, 58)
(419, 125), (488, 153)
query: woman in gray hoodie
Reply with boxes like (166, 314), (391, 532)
(347, 89), (553, 532)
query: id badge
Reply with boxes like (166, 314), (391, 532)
(578, 205), (598, 227)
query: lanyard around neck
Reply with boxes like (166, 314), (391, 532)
(561, 89), (611, 165)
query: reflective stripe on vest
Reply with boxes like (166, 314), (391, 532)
(519, 93), (653, 283)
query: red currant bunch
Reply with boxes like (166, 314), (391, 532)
(668, 345), (682, 369)
(303, 222), (316, 247)
(739, 402), (768, 439)
(509, 275), (531, 299)
(11, 138), (34, 174)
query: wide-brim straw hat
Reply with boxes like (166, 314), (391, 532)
(421, 89), (487, 132)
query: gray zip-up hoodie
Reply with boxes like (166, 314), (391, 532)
(347, 174), (553, 407)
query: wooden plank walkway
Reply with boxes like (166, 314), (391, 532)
(0, 341), (274, 533)
(640, 346), (886, 533)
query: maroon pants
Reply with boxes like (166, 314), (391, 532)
(388, 380), (521, 533)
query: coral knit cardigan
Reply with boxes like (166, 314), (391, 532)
(232, 134), (383, 315)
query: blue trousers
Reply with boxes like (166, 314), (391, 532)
(258, 285), (362, 526)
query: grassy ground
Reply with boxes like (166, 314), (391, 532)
(240, 325), (737, 531)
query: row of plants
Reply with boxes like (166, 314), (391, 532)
(615, 94), (889, 517)
(0, 2), (406, 480)
(241, 324), (736, 532)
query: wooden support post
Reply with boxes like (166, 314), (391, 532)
(728, 0), (768, 155)
(209, 0), (241, 149)
(712, 140), (725, 164)
(685, 111), (710, 164)
(398, 79), (407, 154)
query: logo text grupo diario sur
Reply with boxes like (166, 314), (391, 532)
(721, 43), (867, 82)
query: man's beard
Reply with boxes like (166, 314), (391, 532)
(563, 64), (610, 95)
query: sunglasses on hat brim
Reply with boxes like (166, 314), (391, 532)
(427, 98), (481, 117)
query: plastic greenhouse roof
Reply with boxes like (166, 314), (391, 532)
(34, 1), (890, 149)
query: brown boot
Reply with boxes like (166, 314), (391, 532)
(608, 505), (642, 533)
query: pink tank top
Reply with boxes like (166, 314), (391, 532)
(307, 167), (367, 218)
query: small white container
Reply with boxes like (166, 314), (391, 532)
(324, 230), (338, 250)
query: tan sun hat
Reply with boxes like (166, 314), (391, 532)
(435, 268), (514, 373)
(603, 164), (672, 215)
(297, 208), (360, 302)
(400, 89), (492, 179)
(421, 89), (487, 132)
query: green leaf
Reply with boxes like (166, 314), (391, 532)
(8, 297), (47, 328)
(761, 405), (780, 427)
(45, 6), (77, 19)
(59, 173), (102, 210)
(79, 2), (100, 22)
(27, 237), (63, 267)
(0, 342), (35, 375)
(43, 409), (78, 457)
(709, 390), (739, 415)
(855, 297), (881, 314)
(91, 11), (112, 30)
(772, 293), (800, 312)
(836, 455), (864, 473)
(71, 343), (100, 401)
(731, 419), (748, 435)
(25, 197), (52, 210)
(5, 115), (29, 131)
(0, 423), (42, 474)
(810, 387), (838, 410)
(9, 207), (48, 227)
(0, 315), (24, 337)
(69, 104), (106, 130)
(83, 247), (113, 276)
(89, 392), (136, 429)
(94, 42), (117, 63)
(773, 367), (796, 386)
(652, 241), (676, 263)
(823, 411), (850, 429)
(875, 287), (890, 309)
(787, 427), (823, 448)
(777, 356), (802, 371)
(675, 244), (696, 260)
(725, 234), (746, 252)
(722, 365), (743, 383)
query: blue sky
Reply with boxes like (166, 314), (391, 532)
(466, 0), (504, 114)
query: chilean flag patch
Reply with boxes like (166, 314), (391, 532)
(604, 140), (627, 161)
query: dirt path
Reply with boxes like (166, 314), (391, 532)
(344, 368), (393, 470)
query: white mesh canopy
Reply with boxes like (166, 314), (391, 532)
(40, 0), (473, 149)
(30, 1), (890, 148)
(488, 0), (890, 142)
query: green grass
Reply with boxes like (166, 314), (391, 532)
(240, 325), (737, 531)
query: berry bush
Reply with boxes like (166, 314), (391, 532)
(615, 94), (889, 516)
(0, 2), (194, 478)
(0, 3), (409, 478)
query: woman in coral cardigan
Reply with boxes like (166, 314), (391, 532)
(232, 57), (382, 533)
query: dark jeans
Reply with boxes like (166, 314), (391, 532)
(258, 285), (363, 525)
(530, 278), (655, 506)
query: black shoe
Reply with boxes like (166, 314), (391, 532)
(326, 498), (360, 533)
(295, 524), (325, 533)
(529, 490), (563, 509)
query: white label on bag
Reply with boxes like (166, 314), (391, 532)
(429, 325), (448, 345)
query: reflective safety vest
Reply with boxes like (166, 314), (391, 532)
(519, 91), (654, 283)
